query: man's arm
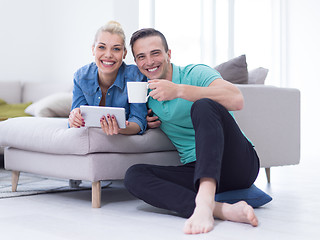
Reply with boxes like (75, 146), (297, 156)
(148, 78), (244, 111)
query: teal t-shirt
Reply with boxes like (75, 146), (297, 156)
(148, 64), (222, 164)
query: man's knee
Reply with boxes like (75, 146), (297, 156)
(191, 98), (223, 118)
(124, 164), (148, 192)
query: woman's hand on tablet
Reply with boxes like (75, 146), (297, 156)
(101, 116), (141, 135)
(69, 108), (85, 128)
(100, 115), (121, 135)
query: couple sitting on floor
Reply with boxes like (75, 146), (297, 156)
(68, 20), (271, 235)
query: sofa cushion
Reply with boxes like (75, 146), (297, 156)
(214, 55), (248, 84)
(87, 127), (176, 153)
(0, 117), (176, 155)
(215, 184), (272, 208)
(25, 92), (72, 117)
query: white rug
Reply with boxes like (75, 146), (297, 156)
(0, 169), (111, 199)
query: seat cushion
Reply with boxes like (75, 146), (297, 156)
(0, 117), (176, 155)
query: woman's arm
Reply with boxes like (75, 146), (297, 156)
(119, 122), (141, 135)
(71, 77), (89, 110)
(69, 78), (88, 128)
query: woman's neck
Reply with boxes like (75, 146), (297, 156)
(98, 70), (117, 90)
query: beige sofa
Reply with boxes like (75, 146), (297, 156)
(0, 80), (301, 208)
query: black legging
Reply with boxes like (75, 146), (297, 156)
(124, 98), (260, 218)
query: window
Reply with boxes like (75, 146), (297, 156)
(139, 0), (285, 86)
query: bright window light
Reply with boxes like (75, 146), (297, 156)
(234, 0), (272, 70)
(154, 0), (202, 66)
(139, 0), (282, 85)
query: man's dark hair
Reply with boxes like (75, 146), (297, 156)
(130, 28), (169, 56)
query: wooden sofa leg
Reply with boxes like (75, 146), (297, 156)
(12, 171), (20, 192)
(92, 181), (101, 208)
(265, 168), (271, 183)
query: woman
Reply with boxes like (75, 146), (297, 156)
(68, 21), (147, 135)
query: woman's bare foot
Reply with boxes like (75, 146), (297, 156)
(183, 201), (214, 234)
(221, 201), (259, 227)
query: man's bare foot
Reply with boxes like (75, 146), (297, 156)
(222, 201), (258, 227)
(183, 202), (214, 234)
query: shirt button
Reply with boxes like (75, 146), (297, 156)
(98, 97), (101, 99)
(108, 93), (110, 95)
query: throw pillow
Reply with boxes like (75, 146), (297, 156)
(25, 92), (72, 117)
(248, 67), (269, 84)
(0, 99), (32, 121)
(214, 55), (248, 84)
(215, 184), (272, 208)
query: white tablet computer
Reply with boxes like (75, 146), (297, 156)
(80, 105), (126, 128)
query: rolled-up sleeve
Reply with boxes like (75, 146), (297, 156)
(128, 103), (147, 134)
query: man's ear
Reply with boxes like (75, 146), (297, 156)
(167, 49), (172, 61)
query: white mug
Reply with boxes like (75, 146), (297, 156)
(127, 82), (149, 103)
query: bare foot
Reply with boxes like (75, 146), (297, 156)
(183, 203), (214, 234)
(222, 201), (259, 227)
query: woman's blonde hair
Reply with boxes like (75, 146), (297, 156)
(93, 21), (126, 49)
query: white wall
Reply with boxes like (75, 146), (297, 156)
(0, 0), (138, 84)
(286, 0), (320, 157)
(0, 0), (318, 156)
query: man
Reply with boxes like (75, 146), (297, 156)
(124, 28), (259, 235)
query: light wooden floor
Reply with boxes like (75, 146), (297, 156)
(1, 116), (320, 240)
(0, 150), (319, 240)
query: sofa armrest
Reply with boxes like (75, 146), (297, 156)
(234, 85), (300, 168)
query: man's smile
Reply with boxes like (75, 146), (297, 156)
(147, 66), (159, 72)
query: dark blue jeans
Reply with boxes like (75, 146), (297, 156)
(124, 98), (260, 218)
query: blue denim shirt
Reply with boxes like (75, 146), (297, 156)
(71, 62), (148, 134)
